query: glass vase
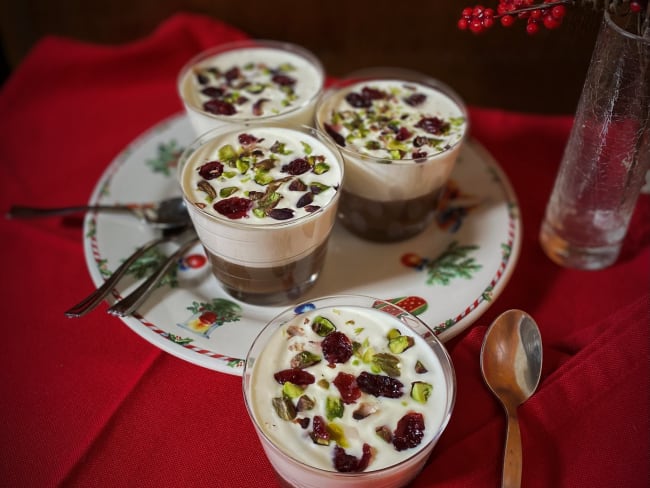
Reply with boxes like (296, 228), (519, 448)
(539, 10), (650, 270)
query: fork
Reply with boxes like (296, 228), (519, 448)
(65, 226), (190, 318)
(107, 233), (200, 317)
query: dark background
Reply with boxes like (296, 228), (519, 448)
(0, 0), (603, 114)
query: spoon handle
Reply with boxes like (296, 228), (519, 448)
(6, 204), (133, 218)
(502, 409), (522, 488)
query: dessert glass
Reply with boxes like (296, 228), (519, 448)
(177, 124), (343, 305)
(315, 68), (468, 242)
(243, 294), (456, 488)
(177, 39), (325, 136)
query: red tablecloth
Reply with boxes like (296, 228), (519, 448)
(1, 13), (648, 488)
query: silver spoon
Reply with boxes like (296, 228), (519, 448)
(6, 196), (190, 229)
(480, 309), (543, 488)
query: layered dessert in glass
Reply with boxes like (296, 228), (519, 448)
(243, 295), (456, 488)
(178, 40), (324, 135)
(178, 124), (343, 305)
(316, 69), (467, 242)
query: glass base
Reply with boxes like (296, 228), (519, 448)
(539, 220), (621, 270)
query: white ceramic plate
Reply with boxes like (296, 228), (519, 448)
(83, 113), (521, 376)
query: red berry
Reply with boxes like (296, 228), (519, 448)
(543, 14), (561, 29)
(526, 21), (540, 34)
(483, 17), (495, 28)
(198, 161), (224, 180)
(272, 74), (296, 86)
(357, 372), (404, 398)
(461, 7), (473, 16)
(198, 311), (217, 324)
(203, 99), (236, 116)
(282, 158), (311, 175)
(185, 254), (207, 268)
(333, 444), (374, 473)
(469, 18), (483, 33)
(401, 253), (422, 267)
(458, 18), (469, 30)
(392, 411), (426, 451)
(630, 1), (642, 13)
(321, 331), (354, 364)
(551, 5), (566, 18)
(500, 14), (515, 27)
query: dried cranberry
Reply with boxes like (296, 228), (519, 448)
(201, 86), (225, 98)
(392, 412), (425, 451)
(235, 95), (248, 105)
(361, 87), (387, 101)
(224, 67), (240, 83)
(282, 158), (311, 175)
(203, 99), (236, 116)
(304, 205), (320, 213)
(333, 372), (361, 404)
(289, 179), (308, 191)
(321, 331), (353, 364)
(332, 443), (374, 472)
(412, 151), (428, 160)
(198, 161), (224, 180)
(296, 417), (310, 429)
(345, 92), (372, 108)
(268, 208), (295, 220)
(238, 133), (259, 146)
(252, 98), (269, 116)
(324, 124), (346, 147)
(415, 116), (450, 135)
(296, 193), (314, 208)
(213, 197), (253, 219)
(395, 127), (412, 141)
(356, 371), (403, 398)
(273, 368), (316, 386)
(272, 74), (297, 86)
(404, 93), (427, 106)
(310, 415), (330, 445)
(413, 136), (428, 147)
(196, 73), (209, 85)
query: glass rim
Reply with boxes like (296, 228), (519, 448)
(177, 123), (344, 230)
(177, 38), (326, 122)
(604, 10), (650, 44)
(315, 67), (469, 165)
(241, 293), (457, 477)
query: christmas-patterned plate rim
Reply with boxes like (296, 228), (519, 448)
(82, 113), (521, 376)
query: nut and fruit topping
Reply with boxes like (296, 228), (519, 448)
(257, 306), (445, 473)
(189, 131), (339, 222)
(322, 80), (465, 161)
(192, 62), (302, 117)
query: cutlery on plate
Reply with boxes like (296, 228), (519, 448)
(7, 196), (190, 230)
(480, 309), (542, 488)
(64, 226), (191, 318)
(107, 233), (200, 317)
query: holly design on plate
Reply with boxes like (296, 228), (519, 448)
(177, 298), (243, 338)
(401, 241), (482, 286)
(122, 248), (207, 288)
(146, 140), (184, 176)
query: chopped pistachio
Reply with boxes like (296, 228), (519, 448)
(311, 316), (336, 336)
(218, 144), (237, 162)
(254, 171), (274, 185)
(197, 180), (216, 201)
(327, 422), (349, 448)
(301, 141), (313, 155)
(415, 360), (429, 374)
(388, 335), (415, 354)
(372, 352), (401, 377)
(410, 381), (433, 404)
(326, 396), (344, 421)
(282, 381), (304, 399)
(313, 162), (330, 175)
(296, 395), (315, 412)
(219, 186), (239, 198)
(290, 351), (322, 369)
(272, 396), (296, 421)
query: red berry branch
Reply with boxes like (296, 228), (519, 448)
(458, 0), (649, 35)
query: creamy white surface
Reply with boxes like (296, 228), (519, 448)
(250, 306), (449, 473)
(180, 46), (323, 135)
(317, 79), (466, 200)
(180, 126), (342, 266)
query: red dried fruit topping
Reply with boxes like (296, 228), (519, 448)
(224, 67), (240, 83)
(345, 92), (372, 108)
(415, 116), (450, 135)
(268, 208), (295, 220)
(196, 73), (209, 85)
(324, 123), (346, 147)
(404, 93), (427, 106)
(296, 193), (314, 208)
(321, 331), (354, 364)
(392, 411), (425, 451)
(304, 205), (321, 213)
(252, 98), (270, 116)
(395, 126), (412, 141)
(238, 133), (259, 146)
(213, 197), (253, 219)
(198, 311), (217, 324)
(412, 151), (428, 160)
(272, 74), (297, 86)
(296, 417), (310, 429)
(332, 443), (374, 472)
(356, 371), (404, 398)
(203, 99), (237, 116)
(310, 415), (331, 445)
(361, 87), (387, 101)
(282, 158), (311, 175)
(413, 136), (428, 147)
(333, 372), (361, 404)
(198, 161), (224, 180)
(201, 86), (225, 98)
(273, 368), (316, 386)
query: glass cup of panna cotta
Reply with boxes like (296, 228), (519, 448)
(315, 68), (468, 243)
(243, 294), (456, 488)
(177, 123), (344, 305)
(177, 39), (325, 136)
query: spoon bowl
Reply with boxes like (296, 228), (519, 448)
(480, 309), (542, 488)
